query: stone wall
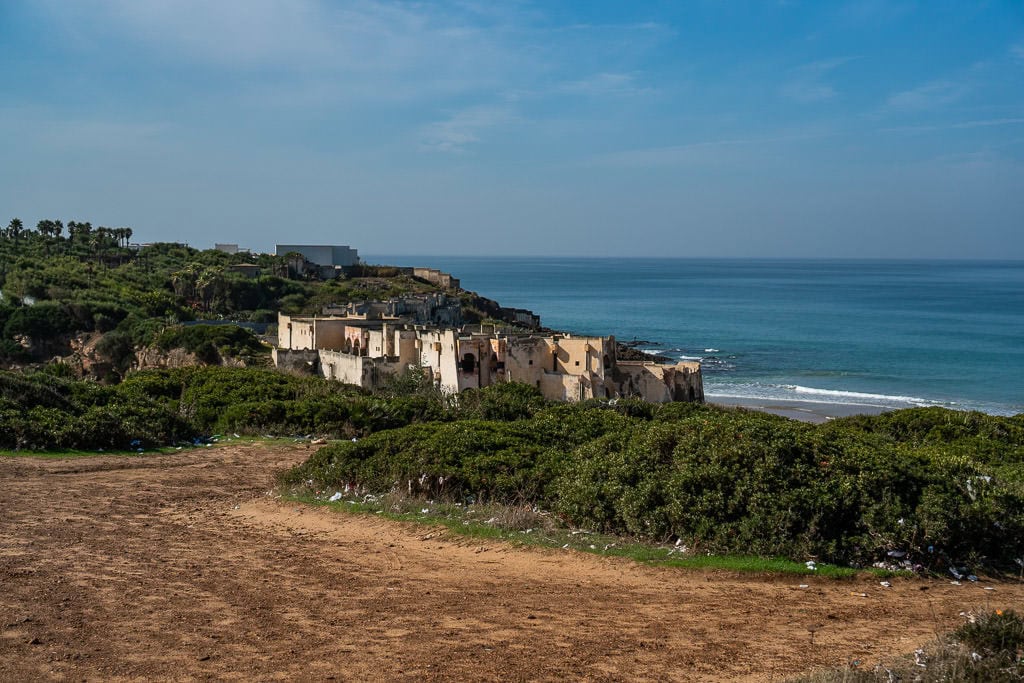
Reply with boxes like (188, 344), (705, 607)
(615, 361), (704, 403)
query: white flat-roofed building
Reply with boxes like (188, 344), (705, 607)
(275, 244), (359, 266)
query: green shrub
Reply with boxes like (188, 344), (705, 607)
(286, 402), (1024, 571)
(154, 324), (266, 362)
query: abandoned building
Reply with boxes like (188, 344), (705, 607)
(322, 293), (463, 327)
(273, 306), (704, 404)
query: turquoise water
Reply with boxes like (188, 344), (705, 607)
(370, 257), (1024, 416)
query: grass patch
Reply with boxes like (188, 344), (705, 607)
(0, 433), (309, 459)
(0, 446), (182, 459)
(284, 489), (876, 579)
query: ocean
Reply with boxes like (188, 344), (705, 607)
(369, 257), (1024, 416)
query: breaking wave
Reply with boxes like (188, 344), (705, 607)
(704, 381), (955, 409)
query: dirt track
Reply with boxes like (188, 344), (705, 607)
(1, 444), (1021, 682)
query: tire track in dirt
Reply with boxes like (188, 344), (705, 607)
(1, 444), (1020, 681)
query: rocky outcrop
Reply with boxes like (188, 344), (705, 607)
(135, 346), (247, 370)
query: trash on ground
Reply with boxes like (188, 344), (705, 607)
(328, 492), (343, 502)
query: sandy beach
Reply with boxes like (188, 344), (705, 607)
(709, 396), (889, 424)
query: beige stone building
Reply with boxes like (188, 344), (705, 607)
(274, 311), (703, 404)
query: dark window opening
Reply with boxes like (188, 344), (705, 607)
(461, 353), (476, 373)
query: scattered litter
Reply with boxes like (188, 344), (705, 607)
(879, 581), (891, 588)
(967, 574), (978, 582)
(805, 560), (817, 571)
(589, 544), (597, 550)
(562, 544), (569, 549)
(983, 586), (995, 591)
(950, 567), (964, 580)
(950, 581), (962, 586)
(914, 648), (927, 668)
(328, 492), (343, 502)
(887, 550), (906, 559)
(850, 592), (868, 598)
(798, 584), (809, 589)
(420, 508), (429, 514)
(311, 438), (327, 445)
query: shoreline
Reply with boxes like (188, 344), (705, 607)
(708, 396), (890, 424)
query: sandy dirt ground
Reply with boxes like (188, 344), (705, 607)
(2, 443), (1021, 682)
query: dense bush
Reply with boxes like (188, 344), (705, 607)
(0, 371), (192, 449)
(286, 403), (1024, 571)
(153, 324), (268, 363)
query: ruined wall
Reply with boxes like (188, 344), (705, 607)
(271, 348), (319, 374)
(412, 268), (460, 290)
(396, 330), (419, 366)
(313, 319), (347, 350)
(416, 329), (461, 393)
(615, 361), (703, 403)
(318, 350), (406, 390)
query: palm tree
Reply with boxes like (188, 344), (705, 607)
(7, 218), (23, 242)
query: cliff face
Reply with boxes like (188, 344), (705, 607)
(52, 333), (249, 381)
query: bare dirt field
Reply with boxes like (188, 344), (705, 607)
(2, 443), (1021, 682)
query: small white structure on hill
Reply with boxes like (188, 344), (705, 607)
(275, 244), (359, 267)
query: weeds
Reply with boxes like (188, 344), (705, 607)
(794, 609), (1024, 682)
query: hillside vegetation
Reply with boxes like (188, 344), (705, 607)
(0, 217), (439, 376)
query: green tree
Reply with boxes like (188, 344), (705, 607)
(6, 218), (24, 243)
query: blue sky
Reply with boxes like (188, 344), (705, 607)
(1, 1), (1022, 258)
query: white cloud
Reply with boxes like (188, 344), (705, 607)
(557, 72), (652, 97)
(780, 58), (855, 103)
(591, 131), (834, 168)
(39, 0), (525, 96)
(881, 118), (1024, 134)
(419, 106), (517, 153)
(884, 80), (970, 111)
